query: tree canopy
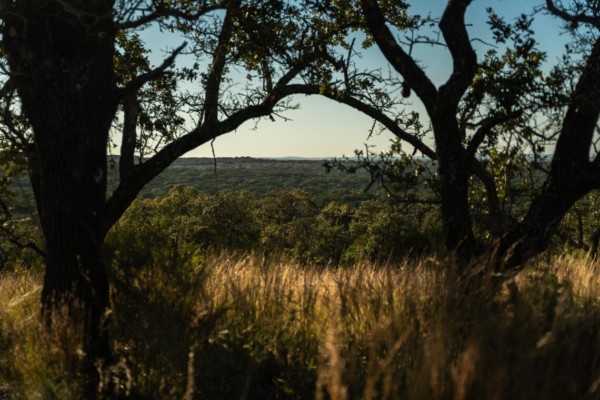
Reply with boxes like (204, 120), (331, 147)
(298, 0), (600, 270)
(0, 0), (600, 396)
(0, 0), (340, 394)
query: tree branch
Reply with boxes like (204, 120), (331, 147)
(116, 4), (223, 30)
(465, 110), (523, 160)
(552, 37), (600, 178)
(204, 1), (239, 126)
(438, 0), (477, 109)
(470, 159), (503, 236)
(546, 0), (600, 29)
(2, 229), (45, 257)
(104, 68), (307, 232)
(120, 41), (186, 97)
(359, 0), (438, 110)
(119, 92), (139, 179)
(286, 83), (437, 158)
(0, 78), (15, 99)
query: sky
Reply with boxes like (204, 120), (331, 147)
(142, 0), (570, 159)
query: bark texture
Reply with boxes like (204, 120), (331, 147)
(1, 0), (118, 392)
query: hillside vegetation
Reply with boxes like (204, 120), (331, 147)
(1, 178), (600, 398)
(8, 157), (380, 214)
(3, 0), (600, 398)
(117, 157), (379, 201)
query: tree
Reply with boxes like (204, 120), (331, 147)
(491, 0), (600, 271)
(302, 0), (600, 271)
(257, 189), (319, 261)
(0, 0), (337, 392)
(342, 198), (437, 264)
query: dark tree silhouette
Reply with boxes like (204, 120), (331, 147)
(0, 0), (337, 393)
(304, 0), (600, 271)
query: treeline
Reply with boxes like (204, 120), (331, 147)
(108, 157), (382, 202)
(106, 185), (600, 269)
(3, 184), (600, 272)
(107, 186), (442, 267)
(8, 157), (380, 213)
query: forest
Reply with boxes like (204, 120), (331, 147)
(2, 0), (600, 399)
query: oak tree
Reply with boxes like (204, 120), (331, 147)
(0, 0), (337, 392)
(305, 0), (600, 271)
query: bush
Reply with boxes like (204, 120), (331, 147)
(343, 199), (439, 264)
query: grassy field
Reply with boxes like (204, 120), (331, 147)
(1, 254), (600, 399)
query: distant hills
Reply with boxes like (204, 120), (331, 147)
(106, 156), (381, 205)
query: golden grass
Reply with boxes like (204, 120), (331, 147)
(1, 254), (600, 399)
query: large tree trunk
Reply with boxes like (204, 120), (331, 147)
(1, 0), (118, 393)
(437, 152), (475, 260)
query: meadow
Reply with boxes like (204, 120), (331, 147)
(1, 160), (599, 399)
(1, 251), (600, 399)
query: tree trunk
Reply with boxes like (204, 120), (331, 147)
(437, 155), (475, 259)
(491, 35), (600, 273)
(591, 230), (600, 260)
(1, 1), (118, 394)
(37, 142), (113, 383)
(433, 115), (476, 262)
(492, 169), (593, 273)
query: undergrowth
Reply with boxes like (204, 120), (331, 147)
(1, 254), (600, 399)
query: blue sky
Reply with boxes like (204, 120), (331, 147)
(143, 1), (570, 158)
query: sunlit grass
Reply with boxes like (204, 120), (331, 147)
(1, 254), (600, 399)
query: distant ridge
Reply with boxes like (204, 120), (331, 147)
(176, 156), (334, 161)
(108, 155), (335, 164)
(104, 155), (380, 200)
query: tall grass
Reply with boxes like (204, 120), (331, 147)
(1, 254), (600, 399)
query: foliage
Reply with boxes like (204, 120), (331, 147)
(256, 189), (319, 262)
(128, 157), (381, 204)
(312, 201), (355, 265)
(0, 152), (42, 272)
(558, 191), (600, 256)
(344, 199), (439, 264)
(2, 254), (600, 398)
(307, 0), (600, 268)
(325, 142), (436, 205)
(108, 186), (439, 267)
(110, 181), (600, 267)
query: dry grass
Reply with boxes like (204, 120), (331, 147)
(1, 254), (600, 399)
(0, 268), (88, 399)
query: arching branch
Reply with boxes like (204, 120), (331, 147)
(104, 51), (325, 232)
(438, 0), (477, 109)
(546, 0), (600, 29)
(119, 41), (186, 97)
(359, 0), (438, 110)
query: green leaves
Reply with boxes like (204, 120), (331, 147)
(114, 32), (151, 86)
(114, 31), (186, 158)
